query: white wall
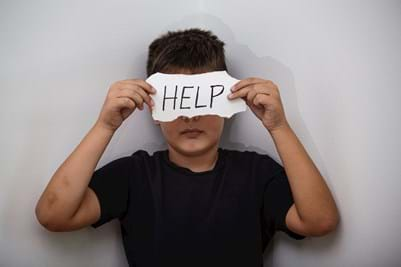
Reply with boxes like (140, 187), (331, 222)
(1, 0), (400, 266)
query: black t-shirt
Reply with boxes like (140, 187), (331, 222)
(88, 147), (305, 267)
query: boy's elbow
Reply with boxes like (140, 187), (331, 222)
(318, 218), (339, 236)
(35, 196), (63, 232)
(35, 204), (53, 231)
(312, 212), (340, 236)
(36, 217), (57, 232)
(35, 210), (66, 232)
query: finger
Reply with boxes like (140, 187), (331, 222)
(252, 94), (278, 106)
(124, 87), (154, 109)
(119, 91), (144, 110)
(231, 77), (267, 92)
(246, 89), (258, 104)
(247, 90), (276, 107)
(229, 83), (267, 100)
(132, 91), (145, 110)
(119, 79), (156, 95)
(116, 85), (153, 110)
(253, 94), (271, 107)
(136, 88), (154, 109)
(230, 83), (277, 101)
(250, 84), (277, 97)
(228, 86), (252, 100)
(116, 97), (136, 111)
(115, 88), (142, 109)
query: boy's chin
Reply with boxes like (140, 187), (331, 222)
(174, 142), (216, 156)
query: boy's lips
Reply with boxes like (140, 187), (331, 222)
(180, 128), (203, 134)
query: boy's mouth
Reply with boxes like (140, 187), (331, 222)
(180, 128), (203, 135)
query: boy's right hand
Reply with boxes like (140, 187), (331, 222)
(95, 79), (156, 132)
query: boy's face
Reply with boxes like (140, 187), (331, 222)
(150, 68), (225, 155)
(156, 115), (224, 156)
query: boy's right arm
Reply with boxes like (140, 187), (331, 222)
(35, 79), (155, 232)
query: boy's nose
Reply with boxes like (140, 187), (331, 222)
(180, 115), (200, 122)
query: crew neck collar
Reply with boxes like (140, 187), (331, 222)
(162, 147), (225, 175)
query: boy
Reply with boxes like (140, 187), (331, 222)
(35, 28), (339, 267)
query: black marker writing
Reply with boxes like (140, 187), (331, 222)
(180, 86), (192, 109)
(161, 84), (225, 111)
(162, 85), (178, 111)
(195, 86), (207, 108)
(210, 85), (224, 108)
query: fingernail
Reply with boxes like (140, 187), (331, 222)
(227, 93), (233, 99)
(152, 87), (156, 93)
(151, 99), (155, 106)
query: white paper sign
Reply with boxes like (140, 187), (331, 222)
(146, 70), (247, 122)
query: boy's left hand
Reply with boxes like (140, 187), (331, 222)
(228, 77), (289, 132)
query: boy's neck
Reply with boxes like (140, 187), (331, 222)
(167, 145), (219, 173)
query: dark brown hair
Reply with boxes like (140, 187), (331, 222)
(146, 28), (227, 77)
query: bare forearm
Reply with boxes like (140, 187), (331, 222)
(269, 123), (339, 228)
(36, 122), (115, 224)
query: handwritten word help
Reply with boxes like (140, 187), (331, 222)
(162, 84), (224, 111)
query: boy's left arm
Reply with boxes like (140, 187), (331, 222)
(228, 77), (339, 237)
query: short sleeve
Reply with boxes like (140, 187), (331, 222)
(88, 155), (132, 228)
(263, 164), (306, 240)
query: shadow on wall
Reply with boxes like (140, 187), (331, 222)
(164, 13), (341, 267)
(106, 12), (342, 267)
